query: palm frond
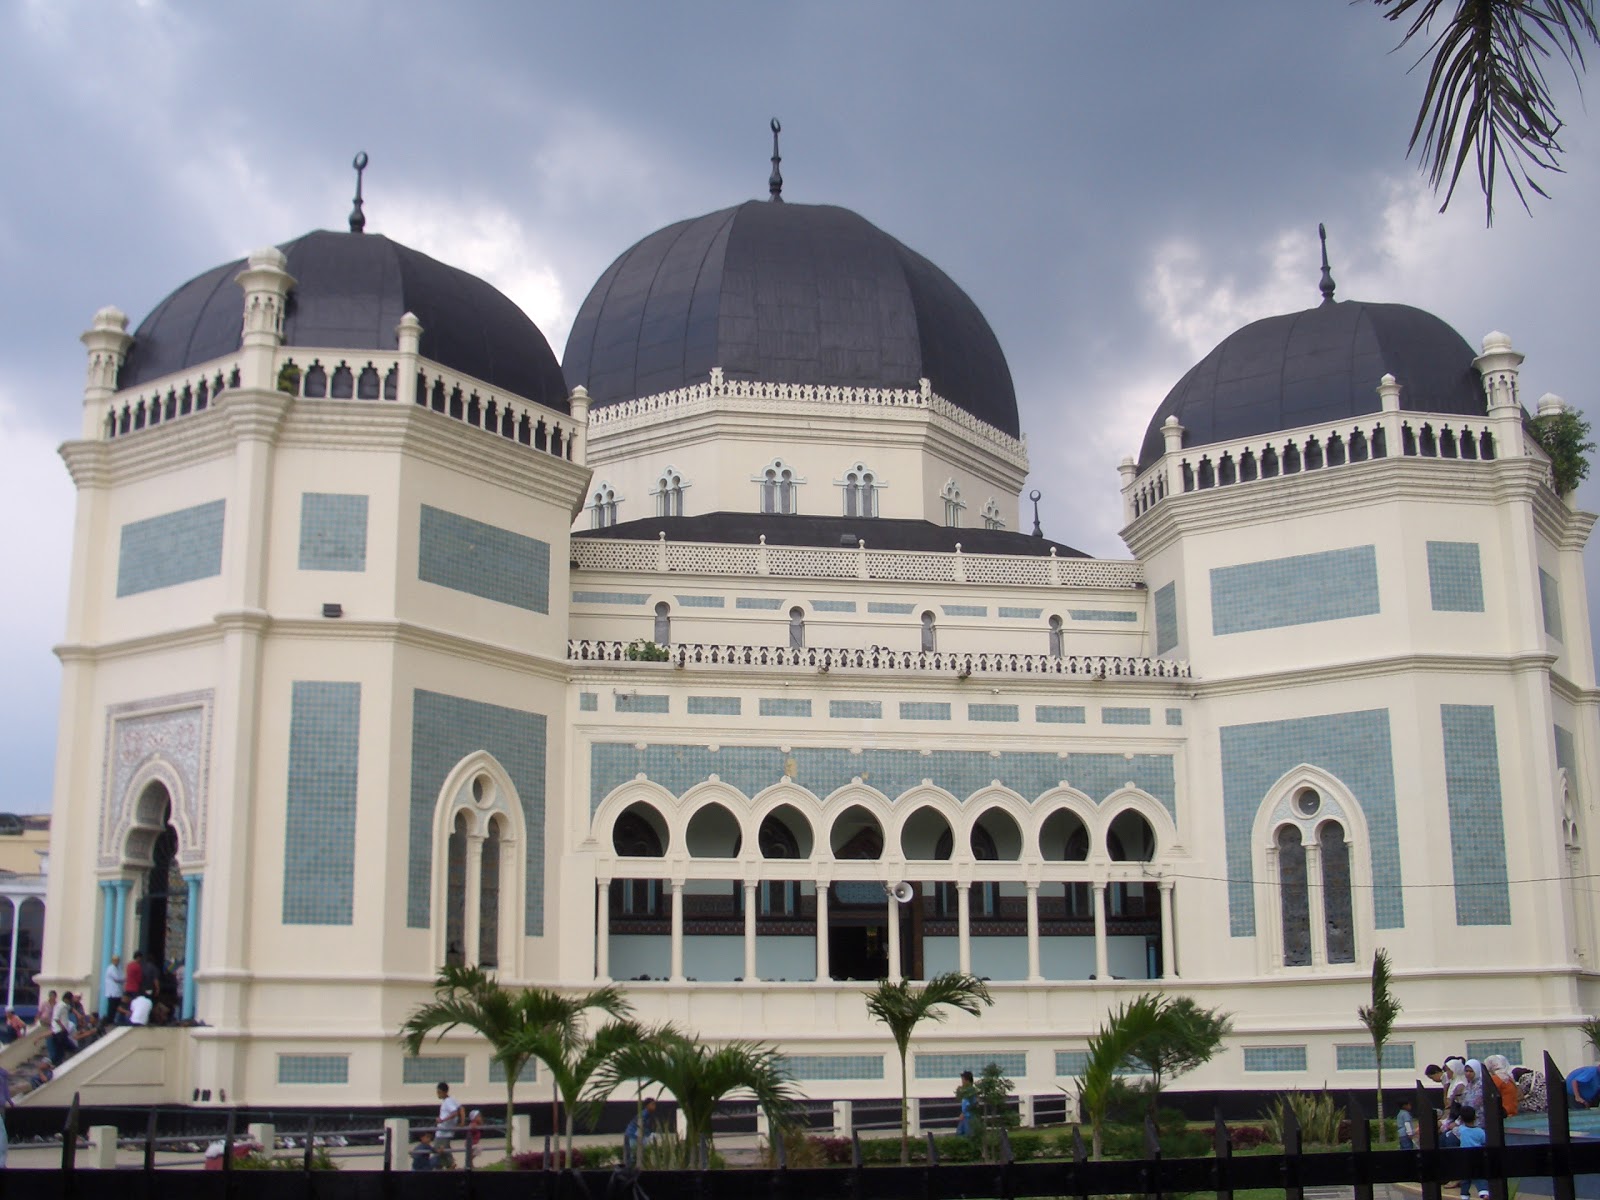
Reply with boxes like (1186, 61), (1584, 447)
(864, 973), (991, 1054)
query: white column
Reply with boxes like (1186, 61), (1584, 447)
(1093, 883), (1110, 980)
(595, 880), (611, 982)
(1305, 842), (1326, 967)
(814, 884), (829, 981)
(5, 896), (19, 1010)
(957, 884), (972, 976)
(1158, 879), (1177, 979)
(1025, 883), (1042, 982)
(743, 881), (758, 982)
(886, 889), (902, 983)
(669, 882), (685, 982)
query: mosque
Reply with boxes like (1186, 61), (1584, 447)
(28, 132), (1598, 1112)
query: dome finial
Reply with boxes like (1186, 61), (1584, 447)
(768, 119), (783, 203)
(349, 151), (369, 234)
(1317, 222), (1336, 305)
(1029, 489), (1044, 538)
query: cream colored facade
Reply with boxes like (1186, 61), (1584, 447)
(33, 229), (1600, 1116)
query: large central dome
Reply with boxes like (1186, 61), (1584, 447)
(562, 200), (1020, 437)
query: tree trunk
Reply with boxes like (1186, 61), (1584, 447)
(1375, 1052), (1385, 1139)
(506, 1076), (517, 1159)
(566, 1110), (576, 1165)
(899, 1051), (910, 1165)
(551, 1076), (561, 1166)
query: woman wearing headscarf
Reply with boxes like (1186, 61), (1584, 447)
(1483, 1055), (1519, 1116)
(1461, 1060), (1486, 1115)
(1513, 1065), (1549, 1113)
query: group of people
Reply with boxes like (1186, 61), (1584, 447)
(409, 1081), (485, 1170)
(101, 952), (181, 1028)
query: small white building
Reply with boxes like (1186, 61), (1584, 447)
(37, 167), (1598, 1109)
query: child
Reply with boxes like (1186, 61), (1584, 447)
(410, 1130), (439, 1171)
(1397, 1098), (1417, 1151)
(1454, 1105), (1488, 1200)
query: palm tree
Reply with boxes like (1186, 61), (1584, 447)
(1357, 949), (1403, 1134)
(590, 1032), (799, 1167)
(399, 968), (630, 1158)
(864, 972), (993, 1164)
(1373, 0), (1600, 222)
(500, 1018), (660, 1165)
(1078, 994), (1169, 1160)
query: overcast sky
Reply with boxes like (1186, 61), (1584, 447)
(3, 1), (1597, 814)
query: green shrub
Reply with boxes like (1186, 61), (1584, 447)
(234, 1148), (339, 1171)
(640, 1132), (725, 1170)
(625, 640), (670, 662)
(1097, 1121), (1210, 1160)
(1265, 1091), (1344, 1147)
(1529, 409), (1595, 495)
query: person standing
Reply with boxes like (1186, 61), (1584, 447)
(1455, 1106), (1489, 1200)
(624, 1096), (656, 1166)
(435, 1082), (463, 1168)
(101, 956), (123, 1021)
(123, 952), (144, 1006)
(955, 1070), (977, 1136)
(1397, 1098), (1418, 1151)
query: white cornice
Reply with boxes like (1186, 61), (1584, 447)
(1189, 649), (1562, 699)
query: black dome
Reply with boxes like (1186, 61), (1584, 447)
(562, 201), (1019, 437)
(119, 230), (569, 413)
(1137, 299), (1484, 471)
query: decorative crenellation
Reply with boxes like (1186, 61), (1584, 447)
(573, 536), (1143, 590)
(586, 367), (1028, 464)
(101, 362), (240, 440)
(569, 639), (1192, 679)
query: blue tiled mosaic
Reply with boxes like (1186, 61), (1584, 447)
(916, 1053), (1027, 1080)
(590, 745), (1177, 816)
(969, 704), (1019, 723)
(1335, 1043), (1415, 1071)
(1540, 569), (1564, 641)
(869, 602), (916, 615)
(942, 605), (988, 617)
(1154, 583), (1178, 655)
(1166, 709), (1183, 727)
(1441, 705), (1512, 925)
(1070, 609), (1139, 623)
(901, 702), (952, 721)
(1000, 607), (1043, 619)
(1466, 1040), (1523, 1063)
(675, 595), (725, 608)
(299, 493), (368, 572)
(813, 600), (857, 613)
(831, 701), (883, 719)
(278, 1054), (350, 1085)
(1220, 709), (1401, 934)
(418, 504), (549, 613)
(1243, 1047), (1308, 1073)
(579, 693), (598, 712)
(760, 698), (812, 718)
(617, 694), (670, 714)
(1036, 706), (1087, 725)
(403, 1056), (466, 1085)
(688, 696), (741, 716)
(736, 597), (784, 610)
(1103, 707), (1151, 726)
(489, 1058), (535, 1083)
(1426, 542), (1485, 612)
(1211, 545), (1380, 634)
(780, 1055), (885, 1081)
(1556, 724), (1578, 797)
(573, 591), (648, 605)
(1055, 1051), (1143, 1077)
(116, 499), (225, 596)
(283, 681), (361, 925)
(408, 690), (545, 932)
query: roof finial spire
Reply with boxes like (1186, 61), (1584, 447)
(349, 151), (369, 234)
(768, 118), (783, 202)
(1029, 489), (1044, 538)
(1318, 222), (1336, 305)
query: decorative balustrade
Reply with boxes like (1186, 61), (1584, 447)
(102, 362), (240, 439)
(568, 639), (1192, 679)
(572, 536), (1144, 589)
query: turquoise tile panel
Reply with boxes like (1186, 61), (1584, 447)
(1070, 609), (1139, 623)
(573, 591), (649, 605)
(688, 696), (741, 716)
(812, 600), (857, 613)
(299, 493), (368, 572)
(830, 701), (883, 719)
(617, 694), (670, 714)
(916, 1052), (1026, 1080)
(1336, 1043), (1415, 1071)
(1426, 542), (1484, 612)
(408, 690), (546, 932)
(1441, 704), (1512, 925)
(675, 595), (725, 608)
(901, 702), (952, 721)
(1211, 545), (1379, 634)
(1000, 607), (1043, 619)
(1540, 568), (1565, 641)
(780, 1054), (885, 1081)
(1103, 707), (1151, 726)
(418, 504), (549, 613)
(1055, 1051), (1142, 1077)
(1165, 708), (1183, 727)
(969, 704), (1019, 723)
(1220, 709), (1401, 934)
(736, 597), (784, 610)
(1466, 1039), (1523, 1063)
(278, 1054), (349, 1085)
(403, 1056), (465, 1085)
(590, 745), (1176, 816)
(282, 681), (361, 925)
(1243, 1047), (1307, 1073)
(868, 602), (916, 615)
(1154, 583), (1179, 655)
(116, 499), (225, 596)
(942, 605), (988, 617)
(760, 698), (812, 718)
(1036, 706), (1086, 725)
(579, 693), (598, 712)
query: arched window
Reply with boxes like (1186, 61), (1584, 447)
(1276, 824), (1311, 967)
(611, 806), (667, 916)
(445, 812), (469, 967)
(756, 460), (800, 515)
(789, 607), (805, 649)
(941, 479), (964, 528)
(589, 483), (619, 528)
(653, 601), (671, 645)
(655, 467), (686, 518)
(478, 817), (502, 968)
(434, 764), (524, 972)
(981, 498), (1004, 530)
(841, 464), (879, 518)
(1319, 820), (1355, 964)
(758, 813), (803, 916)
(1048, 614), (1064, 659)
(920, 610), (936, 653)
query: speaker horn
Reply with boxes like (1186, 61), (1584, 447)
(887, 881), (914, 904)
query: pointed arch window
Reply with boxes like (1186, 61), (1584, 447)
(478, 817), (503, 968)
(589, 483), (619, 528)
(981, 498), (1004, 530)
(941, 479), (964, 528)
(654, 467), (686, 518)
(433, 765), (524, 972)
(789, 607), (806, 649)
(1319, 820), (1355, 964)
(840, 463), (879, 518)
(444, 812), (470, 967)
(654, 601), (672, 646)
(1264, 785), (1359, 968)
(755, 459), (801, 515)
(920, 610), (937, 653)
(1048, 614), (1064, 659)
(1277, 824), (1311, 967)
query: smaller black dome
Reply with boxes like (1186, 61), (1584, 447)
(1138, 299), (1484, 471)
(119, 231), (569, 413)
